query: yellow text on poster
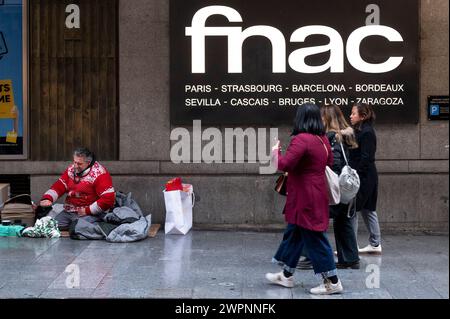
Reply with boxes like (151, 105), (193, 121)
(0, 80), (16, 118)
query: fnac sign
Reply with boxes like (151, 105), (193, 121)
(185, 6), (404, 74)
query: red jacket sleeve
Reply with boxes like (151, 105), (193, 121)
(41, 167), (70, 203)
(85, 172), (115, 215)
(276, 136), (307, 172)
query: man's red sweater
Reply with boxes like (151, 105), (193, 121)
(42, 162), (115, 215)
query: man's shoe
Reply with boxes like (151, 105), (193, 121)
(297, 257), (313, 270)
(358, 244), (382, 255)
(265, 272), (295, 288)
(336, 261), (360, 269)
(310, 279), (344, 295)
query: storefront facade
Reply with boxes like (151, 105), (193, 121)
(0, 0), (448, 232)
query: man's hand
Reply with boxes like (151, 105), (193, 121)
(76, 207), (87, 217)
(40, 199), (52, 207)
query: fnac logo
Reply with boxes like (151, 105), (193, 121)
(185, 6), (404, 74)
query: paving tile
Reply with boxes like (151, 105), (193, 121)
(17, 265), (66, 281)
(242, 287), (293, 299)
(33, 253), (79, 266)
(306, 293), (344, 299)
(92, 287), (154, 298)
(0, 233), (447, 299)
(47, 265), (109, 289)
(0, 278), (8, 289)
(146, 288), (194, 299)
(342, 288), (393, 299)
(381, 271), (444, 299)
(94, 272), (185, 291)
(39, 288), (95, 299)
(193, 286), (243, 299)
(0, 279), (52, 298)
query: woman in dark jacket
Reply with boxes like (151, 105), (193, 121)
(349, 103), (382, 254)
(321, 104), (360, 268)
(265, 103), (344, 295)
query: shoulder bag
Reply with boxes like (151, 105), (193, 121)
(316, 136), (341, 205)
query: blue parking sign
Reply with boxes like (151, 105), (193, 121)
(430, 104), (440, 116)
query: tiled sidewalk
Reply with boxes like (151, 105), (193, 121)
(0, 231), (448, 299)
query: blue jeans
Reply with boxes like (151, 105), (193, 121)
(352, 210), (381, 247)
(273, 224), (337, 278)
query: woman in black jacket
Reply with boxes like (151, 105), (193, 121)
(349, 103), (382, 254)
(322, 104), (361, 268)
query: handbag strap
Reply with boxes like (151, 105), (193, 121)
(3, 194), (32, 206)
(339, 142), (349, 166)
(347, 198), (357, 218)
(316, 136), (329, 158)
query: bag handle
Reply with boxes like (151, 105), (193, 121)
(2, 194), (32, 206)
(339, 142), (349, 166)
(347, 198), (357, 218)
(191, 192), (195, 208)
(316, 136), (329, 158)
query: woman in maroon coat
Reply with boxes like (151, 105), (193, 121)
(265, 103), (344, 295)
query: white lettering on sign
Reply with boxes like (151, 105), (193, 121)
(346, 26), (403, 73)
(185, 6), (404, 74)
(65, 4), (80, 29)
(185, 6), (285, 74)
(289, 26), (344, 74)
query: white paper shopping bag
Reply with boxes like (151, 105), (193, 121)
(163, 184), (194, 235)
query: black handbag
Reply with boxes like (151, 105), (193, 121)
(274, 173), (288, 196)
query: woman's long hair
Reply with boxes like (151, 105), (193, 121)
(321, 104), (358, 149)
(292, 103), (325, 136)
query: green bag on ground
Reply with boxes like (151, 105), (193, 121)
(22, 216), (60, 238)
(0, 225), (24, 237)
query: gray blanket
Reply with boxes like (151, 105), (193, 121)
(69, 192), (151, 243)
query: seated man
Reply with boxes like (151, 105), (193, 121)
(40, 147), (115, 230)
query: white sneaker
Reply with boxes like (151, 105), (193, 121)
(358, 244), (382, 255)
(310, 279), (344, 295)
(265, 271), (295, 288)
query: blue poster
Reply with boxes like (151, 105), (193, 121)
(0, 0), (24, 156)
